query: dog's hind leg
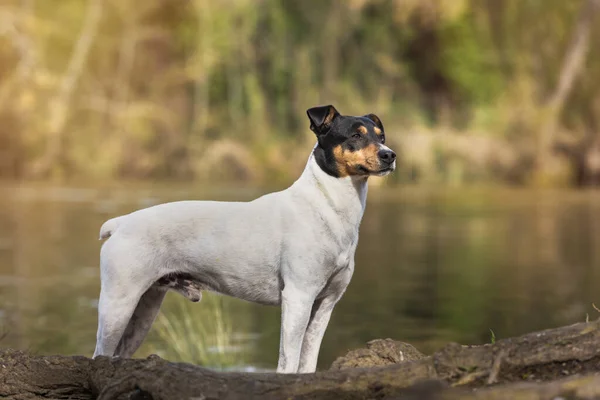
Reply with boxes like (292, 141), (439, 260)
(93, 245), (157, 358)
(93, 284), (147, 358)
(114, 285), (166, 358)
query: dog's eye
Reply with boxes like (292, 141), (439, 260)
(352, 133), (362, 140)
(380, 134), (385, 144)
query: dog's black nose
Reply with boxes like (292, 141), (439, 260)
(378, 149), (396, 164)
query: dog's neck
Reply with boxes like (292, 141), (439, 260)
(292, 146), (368, 230)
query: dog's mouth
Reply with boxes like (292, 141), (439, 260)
(372, 166), (395, 176)
(357, 164), (395, 176)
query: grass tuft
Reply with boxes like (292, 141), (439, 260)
(145, 293), (247, 369)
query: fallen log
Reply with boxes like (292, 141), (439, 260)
(1, 319), (600, 399)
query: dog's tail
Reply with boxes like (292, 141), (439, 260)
(99, 216), (123, 240)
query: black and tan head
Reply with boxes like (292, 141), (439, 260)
(307, 105), (396, 178)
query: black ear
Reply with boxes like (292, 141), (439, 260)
(307, 105), (339, 135)
(364, 113), (384, 131)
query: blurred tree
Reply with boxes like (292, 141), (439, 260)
(0, 0), (599, 186)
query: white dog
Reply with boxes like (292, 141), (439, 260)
(93, 105), (396, 373)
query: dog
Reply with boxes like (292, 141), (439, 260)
(93, 105), (396, 373)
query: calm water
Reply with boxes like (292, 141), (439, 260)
(1, 182), (600, 370)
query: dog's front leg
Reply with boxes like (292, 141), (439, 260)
(297, 294), (339, 373)
(298, 267), (353, 373)
(277, 284), (314, 373)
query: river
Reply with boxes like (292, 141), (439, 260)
(1, 183), (598, 370)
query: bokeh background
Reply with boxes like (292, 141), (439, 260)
(1, 0), (600, 371)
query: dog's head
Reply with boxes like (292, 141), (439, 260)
(307, 105), (396, 178)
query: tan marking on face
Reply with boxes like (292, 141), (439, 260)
(333, 144), (382, 177)
(374, 127), (382, 135)
(357, 125), (368, 134)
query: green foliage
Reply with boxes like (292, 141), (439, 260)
(440, 12), (503, 107)
(0, 0), (598, 185)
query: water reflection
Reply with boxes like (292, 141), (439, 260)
(0, 183), (599, 369)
